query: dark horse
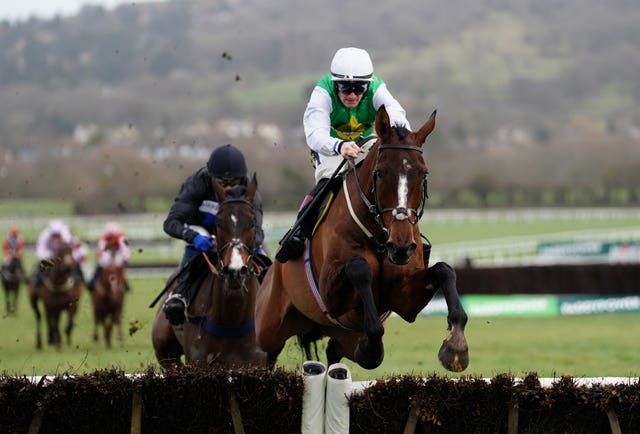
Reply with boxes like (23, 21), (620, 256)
(2, 256), (25, 315)
(256, 106), (469, 372)
(152, 176), (269, 369)
(91, 264), (126, 347)
(29, 242), (84, 349)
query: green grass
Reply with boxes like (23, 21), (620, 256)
(420, 218), (640, 244)
(2, 207), (639, 379)
(2, 276), (639, 380)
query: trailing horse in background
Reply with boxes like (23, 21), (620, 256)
(29, 242), (84, 349)
(256, 106), (469, 372)
(2, 256), (24, 315)
(152, 176), (269, 369)
(91, 264), (127, 347)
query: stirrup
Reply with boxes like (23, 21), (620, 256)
(163, 293), (188, 325)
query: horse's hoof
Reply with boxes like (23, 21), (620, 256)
(354, 339), (384, 370)
(438, 342), (469, 372)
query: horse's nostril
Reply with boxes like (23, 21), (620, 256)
(240, 266), (248, 276)
(408, 242), (417, 255)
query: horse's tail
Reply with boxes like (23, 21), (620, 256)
(297, 327), (324, 361)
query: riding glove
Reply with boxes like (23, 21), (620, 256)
(192, 234), (213, 252)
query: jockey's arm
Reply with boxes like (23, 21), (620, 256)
(303, 87), (344, 157)
(164, 197), (200, 242)
(371, 83), (411, 130)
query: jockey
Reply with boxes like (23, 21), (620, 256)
(87, 221), (132, 292)
(162, 144), (268, 325)
(3, 226), (25, 263)
(276, 47), (413, 263)
(33, 219), (87, 286)
(2, 226), (25, 276)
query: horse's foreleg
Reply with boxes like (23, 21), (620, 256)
(428, 262), (469, 372)
(65, 311), (75, 347)
(93, 320), (99, 342)
(10, 287), (18, 314)
(47, 312), (61, 348)
(266, 344), (285, 370)
(104, 316), (113, 348)
(344, 256), (384, 369)
(30, 292), (42, 349)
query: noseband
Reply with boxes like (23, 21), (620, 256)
(347, 143), (428, 251)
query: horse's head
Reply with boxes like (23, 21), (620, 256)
(99, 265), (126, 296)
(212, 175), (259, 290)
(364, 106), (436, 265)
(42, 242), (77, 289)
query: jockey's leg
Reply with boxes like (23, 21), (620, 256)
(88, 266), (102, 292)
(275, 179), (330, 263)
(32, 263), (44, 287)
(163, 248), (205, 325)
(74, 263), (86, 286)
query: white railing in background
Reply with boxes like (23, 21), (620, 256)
(430, 226), (640, 267)
(2, 208), (639, 269)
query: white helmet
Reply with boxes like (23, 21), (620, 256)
(104, 221), (121, 234)
(48, 219), (68, 235)
(330, 47), (373, 82)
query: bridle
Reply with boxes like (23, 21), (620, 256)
(205, 197), (260, 287)
(189, 196), (260, 337)
(42, 244), (77, 293)
(347, 142), (428, 252)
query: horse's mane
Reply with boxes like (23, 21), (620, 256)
(225, 184), (247, 199)
(393, 123), (410, 141)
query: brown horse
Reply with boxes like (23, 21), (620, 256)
(91, 264), (126, 347)
(29, 242), (84, 349)
(152, 176), (269, 369)
(256, 106), (469, 372)
(2, 256), (24, 315)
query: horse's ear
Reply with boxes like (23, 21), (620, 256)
(414, 110), (437, 145)
(374, 105), (392, 139)
(212, 177), (227, 202)
(246, 173), (258, 201)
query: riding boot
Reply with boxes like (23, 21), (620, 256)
(275, 226), (306, 263)
(276, 189), (320, 264)
(88, 266), (102, 292)
(163, 270), (191, 325)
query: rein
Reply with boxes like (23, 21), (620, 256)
(345, 142), (428, 252)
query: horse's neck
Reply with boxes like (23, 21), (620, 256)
(207, 278), (256, 325)
(104, 267), (125, 288)
(352, 145), (377, 193)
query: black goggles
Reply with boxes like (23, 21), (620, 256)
(213, 176), (243, 186)
(335, 81), (368, 95)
